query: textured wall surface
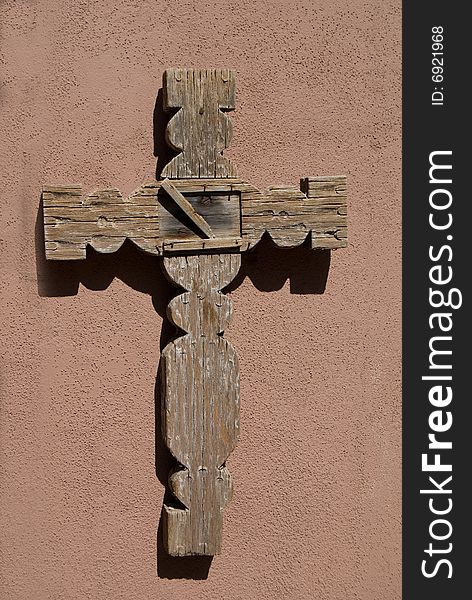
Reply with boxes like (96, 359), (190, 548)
(0, 1), (401, 599)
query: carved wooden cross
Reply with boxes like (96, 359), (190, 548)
(42, 69), (347, 557)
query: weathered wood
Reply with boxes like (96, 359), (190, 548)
(160, 178), (215, 239)
(158, 183), (241, 248)
(42, 183), (161, 259)
(162, 237), (246, 253)
(43, 177), (347, 258)
(300, 176), (348, 247)
(162, 68), (237, 179)
(161, 254), (241, 556)
(240, 175), (347, 249)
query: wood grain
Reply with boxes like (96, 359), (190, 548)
(43, 177), (346, 258)
(157, 183), (241, 246)
(162, 69), (237, 179)
(161, 253), (241, 556)
(160, 178), (215, 239)
(300, 176), (348, 247)
(241, 176), (347, 249)
(42, 183), (161, 259)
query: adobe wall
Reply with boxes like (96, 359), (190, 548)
(0, 2), (401, 598)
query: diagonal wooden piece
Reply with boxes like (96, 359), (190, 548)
(41, 68), (348, 557)
(160, 178), (215, 239)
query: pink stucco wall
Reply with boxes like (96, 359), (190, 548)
(0, 1), (401, 598)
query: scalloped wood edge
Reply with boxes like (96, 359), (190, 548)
(162, 68), (237, 179)
(161, 254), (241, 556)
(42, 176), (347, 259)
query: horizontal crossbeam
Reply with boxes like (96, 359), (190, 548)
(42, 176), (347, 259)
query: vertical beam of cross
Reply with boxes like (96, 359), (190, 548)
(161, 253), (240, 556)
(160, 70), (241, 555)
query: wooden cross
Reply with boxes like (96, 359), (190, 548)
(42, 69), (347, 557)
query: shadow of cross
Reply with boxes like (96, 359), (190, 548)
(41, 68), (347, 558)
